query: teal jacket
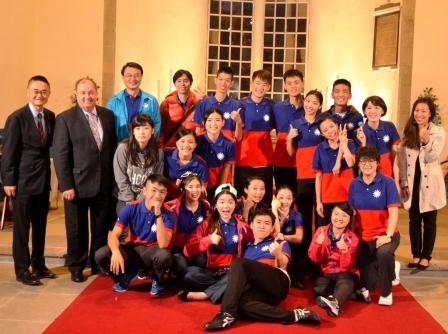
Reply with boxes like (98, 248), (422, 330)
(107, 89), (161, 142)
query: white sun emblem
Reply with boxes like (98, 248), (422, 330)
(373, 189), (382, 198)
(383, 135), (390, 143)
(347, 122), (354, 129)
(261, 245), (269, 252)
(232, 235), (239, 243)
(151, 224), (157, 232)
(217, 152), (225, 160)
(263, 114), (270, 122)
(314, 129), (321, 136)
(223, 112), (231, 120)
(197, 216), (204, 224)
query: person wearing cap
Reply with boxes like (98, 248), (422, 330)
(180, 184), (252, 301)
(164, 172), (211, 281)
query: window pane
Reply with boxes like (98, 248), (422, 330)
(297, 34), (306, 48)
(209, 46), (218, 59)
(243, 2), (252, 16)
(284, 63), (294, 72)
(221, 1), (231, 15)
(230, 62), (240, 75)
(273, 94), (282, 103)
(220, 46), (229, 60)
(275, 34), (284, 47)
(231, 32), (241, 45)
(275, 19), (285, 32)
(298, 3), (307, 17)
(241, 63), (251, 76)
(242, 33), (251, 45)
(296, 49), (306, 63)
(264, 33), (273, 47)
(219, 61), (229, 69)
(232, 2), (242, 15)
(274, 64), (283, 77)
(263, 63), (273, 73)
(220, 31), (230, 45)
(265, 18), (274, 32)
(276, 4), (285, 17)
(221, 16), (230, 30)
(297, 19), (307, 32)
(208, 61), (218, 73)
(285, 34), (295, 48)
(231, 47), (240, 60)
(209, 30), (219, 44)
(210, 15), (219, 29)
(285, 49), (294, 63)
(232, 77), (240, 91)
(210, 0), (219, 14)
(242, 47), (251, 61)
(287, 19), (296, 32)
(241, 77), (250, 91)
(242, 17), (252, 31)
(286, 3), (296, 17)
(207, 76), (215, 89)
(274, 79), (283, 93)
(232, 17), (241, 30)
(266, 4), (275, 17)
(263, 48), (273, 62)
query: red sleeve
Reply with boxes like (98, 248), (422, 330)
(338, 232), (359, 272)
(308, 227), (326, 263)
(183, 220), (213, 257)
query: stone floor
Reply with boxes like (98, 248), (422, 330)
(0, 204), (447, 334)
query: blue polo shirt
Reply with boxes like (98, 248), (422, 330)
(291, 116), (324, 179)
(361, 120), (400, 178)
(237, 96), (275, 167)
(321, 106), (364, 142)
(280, 209), (303, 235)
(116, 201), (175, 246)
(195, 133), (236, 187)
(193, 95), (242, 139)
(348, 173), (400, 242)
(124, 90), (142, 122)
(313, 139), (356, 203)
(243, 236), (291, 267)
(273, 99), (304, 167)
(208, 218), (239, 267)
(178, 202), (207, 234)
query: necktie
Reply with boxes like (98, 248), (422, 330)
(87, 113), (102, 149)
(37, 113), (45, 144)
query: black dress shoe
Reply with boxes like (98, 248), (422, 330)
(32, 267), (56, 279)
(71, 271), (85, 283)
(17, 270), (42, 286)
(177, 290), (190, 302)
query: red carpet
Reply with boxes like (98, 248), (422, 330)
(45, 277), (446, 334)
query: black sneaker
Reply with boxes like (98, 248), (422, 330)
(204, 312), (236, 331)
(293, 307), (321, 325)
(316, 295), (339, 317)
(355, 287), (372, 303)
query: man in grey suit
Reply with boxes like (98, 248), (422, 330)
(1, 75), (56, 286)
(53, 77), (117, 283)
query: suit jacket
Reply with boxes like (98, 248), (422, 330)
(1, 104), (55, 195)
(53, 105), (117, 198)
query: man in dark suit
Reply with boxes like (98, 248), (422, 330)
(1, 75), (56, 286)
(53, 77), (117, 283)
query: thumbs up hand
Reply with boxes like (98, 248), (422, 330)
(316, 229), (325, 245)
(231, 108), (243, 125)
(210, 228), (221, 245)
(286, 124), (299, 141)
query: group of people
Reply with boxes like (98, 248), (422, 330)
(1, 61), (446, 331)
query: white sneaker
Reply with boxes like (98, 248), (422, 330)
(355, 287), (372, 303)
(392, 260), (401, 286)
(378, 293), (393, 306)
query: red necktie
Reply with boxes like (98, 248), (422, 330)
(37, 113), (45, 144)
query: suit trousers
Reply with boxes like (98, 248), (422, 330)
(12, 191), (49, 276)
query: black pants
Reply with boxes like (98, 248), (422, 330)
(95, 243), (172, 281)
(234, 166), (273, 205)
(183, 265), (227, 291)
(313, 272), (356, 307)
(316, 202), (345, 228)
(171, 246), (207, 281)
(63, 191), (114, 273)
(273, 166), (297, 191)
(221, 258), (294, 323)
(12, 191), (50, 277)
(357, 233), (400, 297)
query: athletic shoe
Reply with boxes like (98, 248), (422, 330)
(150, 278), (165, 295)
(112, 269), (138, 292)
(293, 307), (321, 324)
(204, 312), (236, 331)
(392, 261), (401, 286)
(316, 295), (339, 317)
(355, 287), (372, 303)
(137, 269), (148, 280)
(378, 293), (393, 306)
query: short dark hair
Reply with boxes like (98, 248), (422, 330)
(355, 146), (380, 165)
(203, 108), (224, 125)
(332, 78), (351, 92)
(28, 75), (50, 88)
(332, 202), (354, 220)
(121, 62), (144, 76)
(216, 66), (234, 78)
(176, 127), (197, 142)
(173, 69), (193, 84)
(243, 175), (265, 190)
(305, 89), (324, 106)
(362, 95), (387, 117)
(283, 69), (304, 82)
(252, 69), (272, 84)
(318, 113), (338, 131)
(248, 203), (276, 226)
(146, 174), (170, 189)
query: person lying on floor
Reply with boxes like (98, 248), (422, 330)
(308, 203), (359, 317)
(204, 206), (320, 331)
(95, 174), (175, 296)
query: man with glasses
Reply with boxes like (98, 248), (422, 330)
(107, 62), (161, 142)
(1, 75), (56, 285)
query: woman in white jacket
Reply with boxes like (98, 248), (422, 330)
(399, 97), (446, 270)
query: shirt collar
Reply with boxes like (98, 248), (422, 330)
(356, 172), (382, 185)
(204, 132), (224, 146)
(82, 107), (98, 117)
(366, 120), (384, 131)
(211, 95), (230, 104)
(28, 103), (43, 117)
(124, 90), (141, 99)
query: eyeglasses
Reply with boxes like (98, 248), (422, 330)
(359, 159), (377, 165)
(30, 89), (49, 96)
(123, 74), (142, 79)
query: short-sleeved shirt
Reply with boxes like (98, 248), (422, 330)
(116, 201), (175, 246)
(349, 173), (400, 242)
(362, 120), (400, 178)
(195, 133), (236, 187)
(291, 116), (324, 179)
(243, 236), (291, 267)
(193, 95), (242, 139)
(312, 140), (356, 203)
(209, 218), (239, 267)
(177, 202), (207, 234)
(321, 106), (364, 142)
(237, 96), (275, 167)
(280, 209), (303, 235)
(273, 100), (304, 168)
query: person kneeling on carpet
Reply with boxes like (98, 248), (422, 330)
(308, 203), (359, 317)
(204, 206), (320, 331)
(95, 174), (175, 296)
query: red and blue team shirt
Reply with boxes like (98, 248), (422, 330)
(280, 209), (303, 235)
(321, 106), (364, 142)
(164, 148), (209, 197)
(291, 116), (324, 179)
(209, 218), (240, 267)
(116, 201), (176, 246)
(243, 236), (291, 267)
(312, 140), (356, 203)
(361, 120), (400, 178)
(348, 173), (400, 242)
(193, 95), (242, 140)
(273, 100), (304, 167)
(237, 96), (275, 167)
(195, 133), (236, 187)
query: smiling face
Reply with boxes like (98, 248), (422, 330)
(174, 74), (191, 95)
(358, 157), (378, 178)
(250, 77), (271, 100)
(144, 180), (168, 207)
(215, 72), (233, 95)
(304, 93), (321, 117)
(364, 101), (384, 123)
(132, 123), (153, 147)
(319, 118), (339, 141)
(215, 193), (236, 222)
(244, 179), (265, 203)
(251, 214), (274, 240)
(284, 76), (303, 98)
(176, 134), (197, 159)
(413, 102), (431, 127)
(122, 66), (143, 91)
(331, 84), (351, 108)
(76, 79), (97, 112)
(184, 177), (202, 202)
(276, 188), (294, 211)
(27, 80), (50, 110)
(205, 111), (224, 136)
(331, 206), (351, 230)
